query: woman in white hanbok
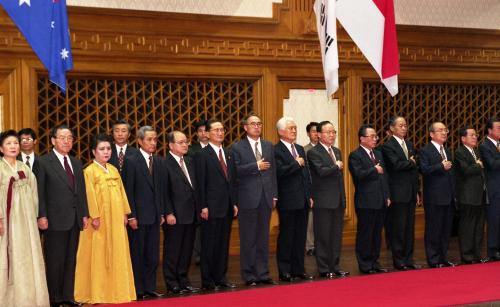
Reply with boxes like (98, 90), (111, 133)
(0, 130), (49, 307)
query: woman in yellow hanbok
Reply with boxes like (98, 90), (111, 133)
(0, 130), (49, 307)
(74, 134), (136, 303)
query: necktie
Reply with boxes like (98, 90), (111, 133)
(148, 155), (153, 175)
(25, 155), (31, 169)
(291, 144), (298, 158)
(118, 147), (124, 172)
(328, 147), (337, 163)
(219, 148), (228, 179)
(439, 146), (446, 161)
(63, 156), (75, 189)
(369, 150), (377, 164)
(401, 140), (409, 159)
(497, 141), (500, 152)
(179, 157), (192, 187)
(255, 141), (262, 161)
(471, 149), (478, 160)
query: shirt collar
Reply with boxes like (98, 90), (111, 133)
(392, 135), (405, 145)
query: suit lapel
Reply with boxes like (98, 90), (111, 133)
(138, 154), (154, 189)
(168, 154), (193, 189)
(390, 137), (407, 160)
(207, 146), (227, 180)
(48, 151), (75, 191)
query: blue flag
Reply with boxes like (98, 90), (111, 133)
(0, 0), (73, 93)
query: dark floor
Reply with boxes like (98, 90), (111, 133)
(131, 236), (499, 306)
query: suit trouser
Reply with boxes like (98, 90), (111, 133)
(128, 220), (160, 295)
(314, 207), (345, 274)
(276, 207), (308, 275)
(192, 226), (201, 261)
(163, 223), (195, 289)
(44, 220), (79, 303)
(486, 196), (500, 257)
(458, 201), (485, 262)
(424, 202), (455, 265)
(306, 209), (315, 250)
(355, 207), (385, 272)
(388, 200), (416, 267)
(200, 212), (233, 287)
(238, 196), (272, 282)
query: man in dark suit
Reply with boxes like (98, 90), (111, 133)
(195, 119), (238, 291)
(187, 119), (209, 266)
(304, 121), (319, 256)
(420, 122), (456, 268)
(381, 116), (421, 270)
(37, 125), (89, 307)
(274, 117), (313, 282)
(17, 127), (41, 178)
(479, 118), (500, 261)
(455, 127), (486, 264)
(348, 124), (390, 274)
(123, 126), (166, 299)
(109, 119), (139, 174)
(308, 121), (349, 278)
(163, 131), (200, 294)
(232, 114), (278, 286)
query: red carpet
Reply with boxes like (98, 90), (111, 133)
(104, 262), (500, 306)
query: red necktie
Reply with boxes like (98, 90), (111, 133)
(219, 148), (228, 179)
(64, 156), (75, 188)
(369, 151), (377, 164)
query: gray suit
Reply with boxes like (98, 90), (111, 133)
(37, 150), (88, 303)
(231, 137), (277, 282)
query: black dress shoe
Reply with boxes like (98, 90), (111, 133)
(259, 278), (278, 285)
(360, 269), (377, 274)
(429, 263), (444, 268)
(168, 287), (185, 294)
(441, 261), (456, 267)
(406, 263), (422, 270)
(319, 272), (334, 278)
(279, 273), (293, 282)
(292, 273), (314, 280)
(480, 258), (489, 263)
(246, 280), (258, 286)
(217, 282), (237, 289)
(395, 265), (409, 271)
(62, 301), (82, 306)
(333, 270), (350, 277)
(145, 291), (164, 298)
(181, 285), (201, 293)
(374, 267), (388, 273)
(202, 284), (218, 291)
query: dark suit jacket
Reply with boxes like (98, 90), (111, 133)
(307, 144), (346, 209)
(123, 152), (166, 225)
(109, 144), (139, 173)
(231, 138), (278, 209)
(17, 153), (40, 178)
(419, 143), (455, 206)
(195, 145), (237, 218)
(188, 142), (204, 157)
(348, 147), (390, 209)
(381, 137), (418, 203)
(274, 141), (310, 210)
(37, 150), (89, 231)
(454, 145), (485, 206)
(164, 153), (197, 224)
(479, 138), (500, 201)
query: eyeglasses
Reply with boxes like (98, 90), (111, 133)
(55, 136), (74, 142)
(247, 122), (263, 128)
(323, 130), (337, 135)
(210, 128), (226, 133)
(433, 129), (449, 134)
(174, 140), (189, 145)
(20, 138), (34, 142)
(363, 135), (379, 140)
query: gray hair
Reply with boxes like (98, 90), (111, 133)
(276, 116), (296, 131)
(137, 126), (155, 140)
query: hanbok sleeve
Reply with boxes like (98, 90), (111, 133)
(84, 166), (101, 219)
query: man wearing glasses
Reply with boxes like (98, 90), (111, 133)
(195, 119), (238, 290)
(419, 122), (456, 268)
(231, 114), (278, 286)
(17, 127), (41, 177)
(348, 124), (390, 274)
(37, 125), (89, 306)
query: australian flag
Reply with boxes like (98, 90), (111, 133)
(0, 0), (73, 93)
